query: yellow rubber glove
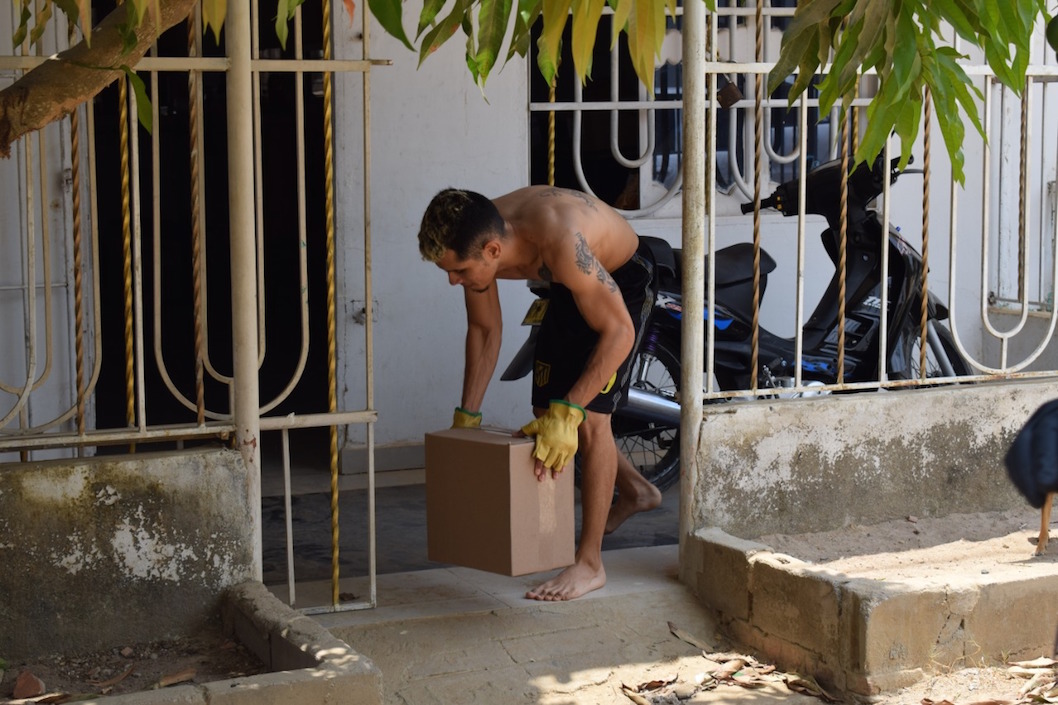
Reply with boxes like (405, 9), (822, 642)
(519, 400), (586, 472)
(452, 406), (483, 429)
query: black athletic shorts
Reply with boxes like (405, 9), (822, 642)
(531, 238), (655, 415)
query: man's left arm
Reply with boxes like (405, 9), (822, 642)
(556, 235), (635, 409)
(519, 233), (634, 473)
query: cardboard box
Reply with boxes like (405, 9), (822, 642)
(424, 427), (575, 576)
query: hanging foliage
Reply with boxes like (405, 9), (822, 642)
(768, 0), (1054, 184)
(369, 0), (714, 92)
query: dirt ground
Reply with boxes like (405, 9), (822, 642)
(0, 624), (268, 703)
(758, 504), (1055, 577)
(759, 505), (1058, 704)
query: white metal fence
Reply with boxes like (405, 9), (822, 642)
(0, 0), (383, 613)
(531, 1), (1058, 398)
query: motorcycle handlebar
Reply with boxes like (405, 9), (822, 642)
(738, 154), (912, 219)
(740, 195), (778, 214)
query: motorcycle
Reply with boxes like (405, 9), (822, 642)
(501, 155), (972, 492)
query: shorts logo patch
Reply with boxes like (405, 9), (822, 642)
(533, 361), (551, 388)
(600, 372), (617, 394)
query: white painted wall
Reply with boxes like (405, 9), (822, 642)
(334, 6), (536, 460)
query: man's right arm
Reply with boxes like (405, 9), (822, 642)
(460, 285), (503, 412)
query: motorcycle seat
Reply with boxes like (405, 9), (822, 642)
(711, 243), (777, 287)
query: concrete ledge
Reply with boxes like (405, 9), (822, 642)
(684, 527), (1058, 697)
(66, 581), (382, 705)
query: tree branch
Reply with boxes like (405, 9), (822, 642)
(0, 0), (197, 158)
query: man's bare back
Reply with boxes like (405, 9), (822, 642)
(491, 186), (639, 281)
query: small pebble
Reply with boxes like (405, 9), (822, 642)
(981, 569), (990, 574)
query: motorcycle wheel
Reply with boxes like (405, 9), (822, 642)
(610, 328), (683, 492)
(899, 320), (972, 381)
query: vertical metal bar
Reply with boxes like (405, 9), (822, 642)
(836, 111), (849, 384)
(130, 82), (148, 432)
(750, 0), (764, 392)
(362, 0), (378, 608)
(37, 124), (54, 392)
(282, 428), (296, 607)
(794, 92), (808, 384)
(227, 0), (263, 578)
(188, 8), (206, 425)
(118, 76), (136, 434)
(878, 140), (892, 380)
(679, 0), (705, 553)
(71, 101), (86, 436)
(252, 2), (267, 366)
(704, 13), (717, 396)
(322, 0), (342, 608)
(918, 88), (932, 377)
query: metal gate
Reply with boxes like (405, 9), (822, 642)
(0, 0), (382, 613)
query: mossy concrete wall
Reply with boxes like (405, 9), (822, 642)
(0, 448), (256, 661)
(684, 380), (1058, 540)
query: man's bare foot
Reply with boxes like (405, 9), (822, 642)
(605, 483), (662, 534)
(526, 562), (606, 601)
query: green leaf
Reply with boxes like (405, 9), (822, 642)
(418, 0), (467, 67)
(784, 31), (821, 101)
(536, 0), (573, 86)
(30, 0), (54, 46)
(368, 0), (415, 50)
(570, 0), (605, 81)
(888, 9), (919, 94)
(609, 0), (632, 49)
(935, 46), (984, 137)
(767, 0), (845, 95)
(276, 0), (290, 49)
(995, 0), (1028, 51)
(417, 0), (447, 38)
(472, 0), (513, 85)
(626, 0), (663, 94)
(274, 0), (307, 50)
(505, 0), (541, 63)
(12, 1), (31, 47)
(120, 65), (154, 134)
(931, 0), (979, 42)
(202, 0), (227, 44)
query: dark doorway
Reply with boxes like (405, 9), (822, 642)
(91, 4), (331, 463)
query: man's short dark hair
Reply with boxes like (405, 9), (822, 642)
(418, 188), (504, 262)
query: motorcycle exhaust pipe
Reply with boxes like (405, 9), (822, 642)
(623, 387), (682, 426)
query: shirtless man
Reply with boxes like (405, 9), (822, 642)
(418, 186), (664, 601)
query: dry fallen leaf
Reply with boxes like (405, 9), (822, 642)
(619, 685), (652, 705)
(712, 658), (746, 680)
(154, 667), (196, 689)
(1013, 657), (1058, 669)
(667, 621), (714, 651)
(89, 664), (135, 688)
(785, 673), (841, 702)
(628, 674), (678, 692)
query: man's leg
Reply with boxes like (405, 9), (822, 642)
(527, 409), (615, 601)
(605, 453), (663, 534)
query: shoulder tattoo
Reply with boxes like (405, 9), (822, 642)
(539, 187), (598, 211)
(573, 232), (618, 293)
